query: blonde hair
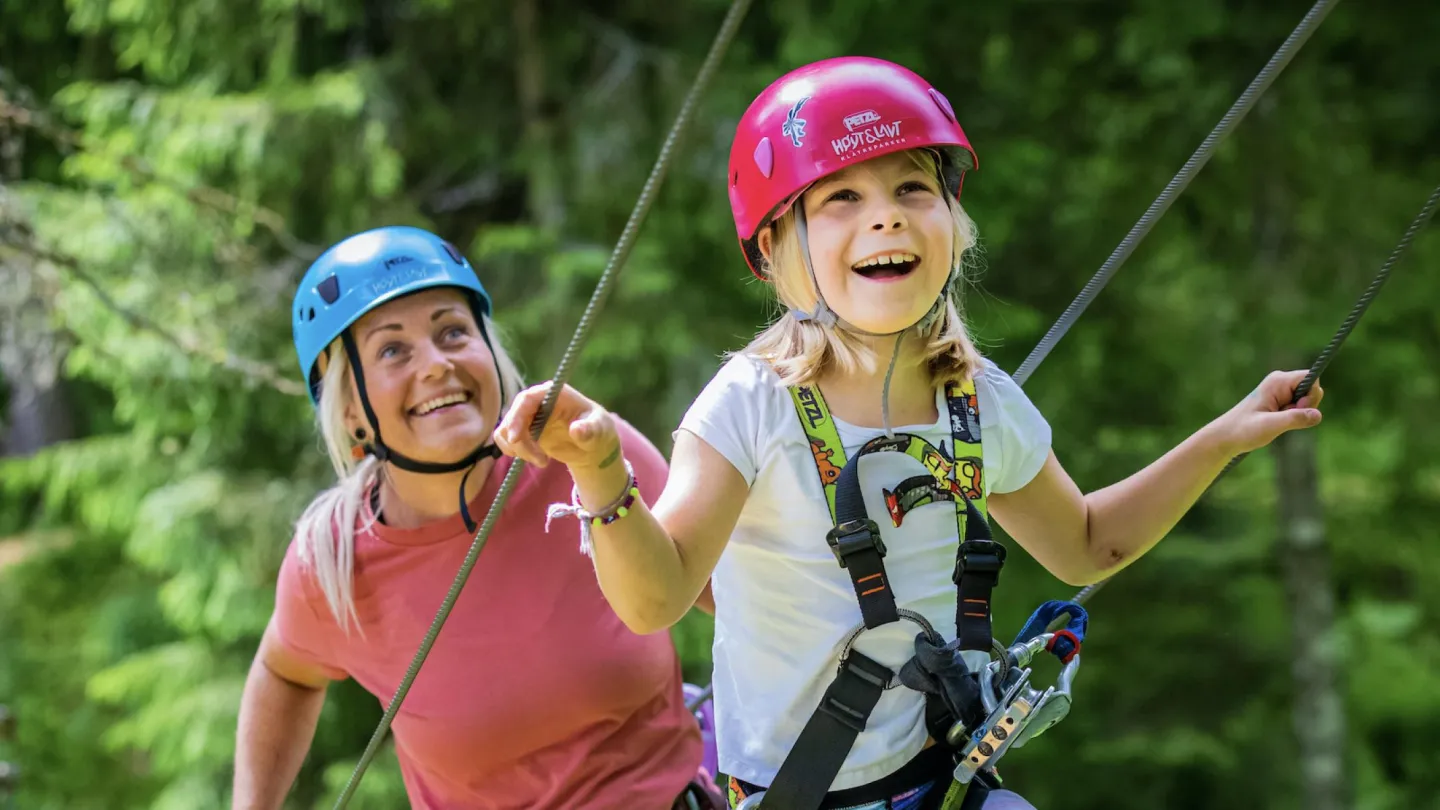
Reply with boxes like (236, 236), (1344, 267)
(740, 149), (985, 388)
(291, 313), (524, 633)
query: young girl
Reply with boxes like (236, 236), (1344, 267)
(496, 57), (1325, 809)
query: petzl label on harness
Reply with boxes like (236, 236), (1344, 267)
(790, 385), (846, 517)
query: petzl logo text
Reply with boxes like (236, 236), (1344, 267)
(842, 110), (881, 132)
(796, 386), (824, 428)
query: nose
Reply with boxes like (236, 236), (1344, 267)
(416, 339), (454, 380)
(868, 198), (907, 232)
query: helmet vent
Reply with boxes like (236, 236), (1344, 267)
(442, 241), (465, 265)
(752, 137), (774, 179)
(317, 275), (341, 304)
(928, 88), (957, 124)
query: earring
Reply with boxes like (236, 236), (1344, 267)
(354, 427), (367, 441)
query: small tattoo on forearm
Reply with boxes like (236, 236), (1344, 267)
(598, 444), (622, 469)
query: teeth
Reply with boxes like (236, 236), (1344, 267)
(852, 253), (918, 269)
(415, 392), (469, 415)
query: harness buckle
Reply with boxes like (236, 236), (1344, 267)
(819, 652), (892, 733)
(826, 519), (885, 569)
(953, 539), (1006, 584)
(817, 695), (868, 733)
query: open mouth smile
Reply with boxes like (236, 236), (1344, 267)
(851, 251), (920, 280)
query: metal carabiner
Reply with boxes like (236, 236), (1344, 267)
(1009, 653), (1080, 750)
(951, 674), (1037, 784)
(949, 633), (1084, 783)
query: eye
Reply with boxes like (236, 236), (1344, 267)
(899, 180), (934, 195)
(824, 188), (859, 204)
(377, 341), (405, 361)
(438, 323), (473, 346)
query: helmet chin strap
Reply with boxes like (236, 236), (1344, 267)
(787, 206), (955, 438)
(339, 327), (506, 533)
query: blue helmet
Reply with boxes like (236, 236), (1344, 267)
(292, 225), (494, 403)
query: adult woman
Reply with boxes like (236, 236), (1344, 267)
(233, 226), (718, 809)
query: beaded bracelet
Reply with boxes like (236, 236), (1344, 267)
(545, 460), (642, 556)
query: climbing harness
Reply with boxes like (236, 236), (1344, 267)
(737, 605), (1087, 810)
(739, 381), (1087, 809)
(325, 0), (755, 805)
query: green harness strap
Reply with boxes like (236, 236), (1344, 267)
(788, 377), (987, 528)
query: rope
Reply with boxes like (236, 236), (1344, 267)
(1068, 182), (1440, 609)
(328, 0), (754, 804)
(1011, 0), (1342, 388)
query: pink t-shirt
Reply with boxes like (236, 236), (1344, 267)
(272, 420), (702, 809)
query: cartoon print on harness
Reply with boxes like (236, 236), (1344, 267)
(947, 384), (982, 445)
(918, 439), (956, 484)
(870, 436), (983, 527)
(883, 475), (958, 527)
(919, 440), (983, 504)
(808, 438), (842, 485)
(955, 455), (984, 502)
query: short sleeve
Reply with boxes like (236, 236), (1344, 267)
(676, 355), (770, 486)
(975, 360), (1053, 495)
(271, 541), (349, 682)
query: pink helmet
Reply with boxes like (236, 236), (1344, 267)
(727, 56), (979, 279)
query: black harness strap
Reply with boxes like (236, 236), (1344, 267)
(760, 651), (893, 810)
(831, 450), (900, 628)
(953, 497), (1005, 654)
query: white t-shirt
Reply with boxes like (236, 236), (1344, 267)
(677, 353), (1052, 791)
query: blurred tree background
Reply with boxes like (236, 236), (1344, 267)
(1, 0), (1437, 807)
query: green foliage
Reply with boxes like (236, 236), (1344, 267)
(2, 0), (1438, 807)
